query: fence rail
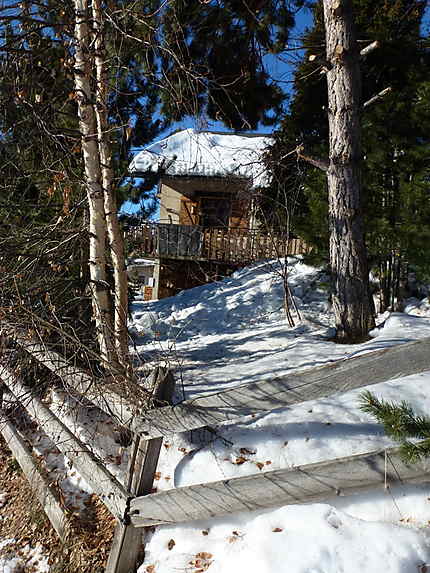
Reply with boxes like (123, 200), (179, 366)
(0, 410), (68, 539)
(129, 445), (430, 527)
(122, 336), (430, 439)
(1, 329), (430, 572)
(127, 222), (309, 264)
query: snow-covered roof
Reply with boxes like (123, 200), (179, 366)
(127, 258), (155, 267)
(129, 128), (273, 188)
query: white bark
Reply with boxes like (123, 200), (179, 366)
(73, 0), (114, 362)
(91, 0), (129, 366)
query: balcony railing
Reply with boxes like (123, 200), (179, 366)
(126, 222), (309, 264)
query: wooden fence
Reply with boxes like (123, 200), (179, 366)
(127, 222), (309, 264)
(1, 332), (430, 572)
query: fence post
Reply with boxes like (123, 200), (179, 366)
(106, 367), (175, 573)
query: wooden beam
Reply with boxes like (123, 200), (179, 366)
(106, 369), (175, 573)
(0, 366), (129, 520)
(132, 336), (430, 439)
(10, 335), (139, 427)
(129, 445), (430, 527)
(0, 410), (68, 539)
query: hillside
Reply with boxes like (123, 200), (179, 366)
(2, 256), (430, 572)
(130, 257), (430, 573)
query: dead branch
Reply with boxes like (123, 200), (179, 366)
(296, 146), (329, 172)
(360, 40), (379, 58)
(363, 87), (392, 109)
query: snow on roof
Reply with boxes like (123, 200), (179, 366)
(128, 258), (155, 267)
(129, 128), (273, 188)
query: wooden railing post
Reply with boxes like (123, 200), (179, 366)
(106, 367), (175, 573)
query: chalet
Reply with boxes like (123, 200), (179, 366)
(127, 128), (306, 299)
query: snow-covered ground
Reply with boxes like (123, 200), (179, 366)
(129, 257), (430, 573)
(3, 257), (430, 572)
(0, 537), (49, 573)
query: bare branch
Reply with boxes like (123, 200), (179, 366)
(360, 40), (379, 58)
(296, 146), (329, 172)
(363, 86), (392, 109)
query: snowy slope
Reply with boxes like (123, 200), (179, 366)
(3, 258), (430, 572)
(131, 257), (430, 573)
(131, 257), (430, 399)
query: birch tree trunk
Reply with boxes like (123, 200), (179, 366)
(91, 0), (129, 366)
(322, 0), (375, 342)
(73, 0), (114, 363)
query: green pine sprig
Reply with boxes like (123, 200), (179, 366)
(359, 390), (430, 462)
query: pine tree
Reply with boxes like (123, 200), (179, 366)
(264, 0), (430, 311)
(360, 390), (430, 462)
(159, 0), (305, 130)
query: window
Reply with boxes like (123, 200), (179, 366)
(199, 197), (231, 227)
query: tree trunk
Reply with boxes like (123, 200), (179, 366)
(73, 0), (114, 363)
(322, 0), (375, 342)
(91, 0), (129, 367)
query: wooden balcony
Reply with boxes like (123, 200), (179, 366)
(126, 222), (309, 264)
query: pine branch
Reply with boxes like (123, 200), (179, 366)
(360, 40), (379, 58)
(400, 440), (430, 463)
(360, 391), (430, 462)
(296, 145), (329, 172)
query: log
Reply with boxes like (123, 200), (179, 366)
(0, 410), (68, 538)
(10, 335), (139, 427)
(129, 445), (430, 527)
(0, 365), (129, 520)
(132, 336), (430, 439)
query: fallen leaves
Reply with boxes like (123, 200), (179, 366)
(239, 447), (256, 455)
(189, 552), (213, 571)
(167, 539), (175, 550)
(228, 530), (243, 543)
(272, 527), (283, 533)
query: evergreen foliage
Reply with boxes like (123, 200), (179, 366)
(360, 390), (430, 462)
(159, 0), (305, 130)
(264, 0), (430, 304)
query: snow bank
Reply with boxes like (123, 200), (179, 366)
(0, 540), (49, 573)
(131, 257), (430, 573)
(131, 258), (430, 398)
(140, 504), (430, 573)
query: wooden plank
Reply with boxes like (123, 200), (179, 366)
(0, 366), (129, 520)
(106, 369), (175, 573)
(129, 445), (430, 527)
(0, 410), (68, 538)
(131, 336), (430, 439)
(10, 334), (139, 428)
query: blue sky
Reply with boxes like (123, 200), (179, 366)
(121, 2), (430, 215)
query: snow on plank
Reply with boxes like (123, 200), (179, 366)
(0, 365), (129, 520)
(129, 445), (430, 527)
(132, 336), (430, 438)
(0, 411), (68, 538)
(10, 335), (139, 427)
